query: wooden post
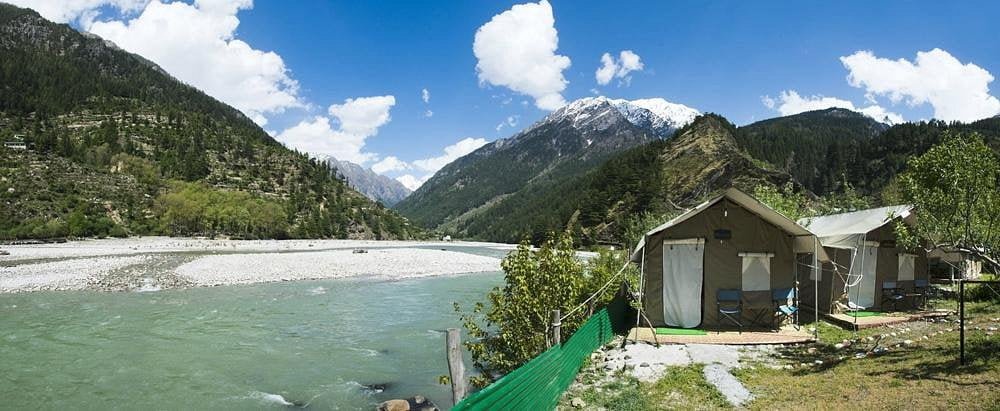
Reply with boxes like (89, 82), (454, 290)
(959, 281), (965, 365)
(551, 309), (562, 346)
(446, 328), (466, 404)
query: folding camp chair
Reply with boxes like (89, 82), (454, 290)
(742, 290), (773, 329)
(772, 287), (798, 328)
(881, 281), (905, 311)
(717, 289), (742, 334)
(912, 279), (930, 309)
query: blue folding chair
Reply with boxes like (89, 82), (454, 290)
(717, 289), (742, 334)
(772, 288), (798, 328)
(882, 281), (905, 311)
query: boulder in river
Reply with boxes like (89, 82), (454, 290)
(376, 396), (439, 411)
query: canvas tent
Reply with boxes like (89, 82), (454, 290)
(630, 188), (827, 329)
(928, 247), (983, 280)
(798, 205), (928, 312)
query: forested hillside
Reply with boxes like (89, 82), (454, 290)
(438, 114), (796, 245)
(0, 4), (417, 240)
(422, 109), (1000, 246)
(735, 109), (1000, 197)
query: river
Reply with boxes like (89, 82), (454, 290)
(0, 267), (503, 409)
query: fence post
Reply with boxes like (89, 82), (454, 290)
(446, 328), (466, 404)
(959, 280), (965, 365)
(552, 309), (562, 346)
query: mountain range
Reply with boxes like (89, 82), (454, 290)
(5, 2), (1000, 246)
(394, 97), (1000, 244)
(393, 96), (698, 233)
(0, 3), (416, 240)
(320, 156), (411, 206)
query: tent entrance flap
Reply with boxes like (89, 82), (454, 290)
(848, 245), (878, 308)
(662, 238), (704, 328)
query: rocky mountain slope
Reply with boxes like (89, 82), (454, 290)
(453, 114), (796, 244)
(323, 156), (411, 206)
(0, 3), (417, 240)
(393, 96), (698, 231)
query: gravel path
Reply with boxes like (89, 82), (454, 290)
(703, 363), (753, 407)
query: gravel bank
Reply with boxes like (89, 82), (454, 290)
(0, 238), (509, 293)
(175, 248), (501, 286)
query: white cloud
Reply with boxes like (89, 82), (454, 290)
(840, 48), (1000, 122)
(413, 137), (488, 173)
(764, 90), (904, 124)
(7, 0), (149, 25)
(371, 156), (409, 174)
(495, 115), (520, 132)
(421, 88), (430, 104)
(327, 95), (395, 136)
(473, 0), (571, 111)
(84, 0), (301, 126)
(390, 137), (490, 190)
(424, 110), (434, 118)
(395, 174), (428, 192)
(275, 95), (395, 164)
(595, 50), (644, 86)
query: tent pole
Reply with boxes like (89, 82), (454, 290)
(813, 237), (819, 336)
(634, 243), (646, 341)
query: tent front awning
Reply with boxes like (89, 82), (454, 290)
(630, 188), (830, 262)
(798, 205), (914, 250)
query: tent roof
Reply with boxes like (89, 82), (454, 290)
(630, 188), (818, 261)
(798, 205), (913, 239)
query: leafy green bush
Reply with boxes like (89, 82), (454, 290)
(456, 233), (633, 387)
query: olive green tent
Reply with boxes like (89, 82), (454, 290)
(630, 188), (827, 329)
(798, 205), (929, 313)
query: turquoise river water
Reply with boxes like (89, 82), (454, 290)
(0, 255), (504, 409)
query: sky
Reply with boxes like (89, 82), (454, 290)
(10, 0), (1000, 190)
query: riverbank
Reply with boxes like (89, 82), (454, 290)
(0, 237), (514, 293)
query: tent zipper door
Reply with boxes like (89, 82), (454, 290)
(661, 238), (705, 328)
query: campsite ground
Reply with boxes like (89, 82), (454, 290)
(559, 298), (999, 410)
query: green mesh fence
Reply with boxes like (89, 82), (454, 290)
(452, 307), (617, 411)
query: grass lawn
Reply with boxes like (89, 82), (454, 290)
(738, 300), (999, 410)
(560, 298), (999, 410)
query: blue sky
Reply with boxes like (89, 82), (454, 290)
(13, 0), (1000, 189)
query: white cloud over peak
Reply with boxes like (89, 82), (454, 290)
(7, 0), (149, 25)
(371, 156), (409, 174)
(77, 0), (302, 126)
(840, 48), (1000, 122)
(595, 50), (644, 86)
(764, 90), (904, 124)
(495, 115), (520, 132)
(412, 137), (488, 173)
(395, 174), (428, 192)
(276, 95), (395, 164)
(327, 95), (395, 136)
(390, 137), (490, 191)
(473, 0), (570, 111)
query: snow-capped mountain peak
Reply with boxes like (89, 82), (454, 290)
(538, 96), (699, 138)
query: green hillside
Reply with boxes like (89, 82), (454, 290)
(0, 4), (417, 240)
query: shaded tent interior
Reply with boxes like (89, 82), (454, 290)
(798, 206), (929, 314)
(928, 247), (984, 280)
(630, 188), (827, 329)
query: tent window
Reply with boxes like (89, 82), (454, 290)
(898, 254), (916, 281)
(740, 252), (773, 291)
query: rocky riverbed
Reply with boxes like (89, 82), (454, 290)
(0, 237), (513, 293)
